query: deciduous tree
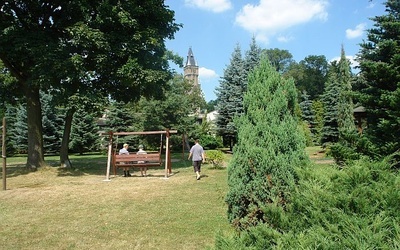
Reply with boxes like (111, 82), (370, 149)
(0, 1), (181, 169)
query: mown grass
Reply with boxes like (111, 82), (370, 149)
(1, 148), (332, 250)
(0, 152), (234, 250)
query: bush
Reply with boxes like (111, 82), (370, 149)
(205, 150), (225, 168)
(215, 155), (400, 249)
(200, 135), (223, 149)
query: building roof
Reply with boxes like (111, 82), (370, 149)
(353, 106), (366, 113)
(185, 47), (197, 67)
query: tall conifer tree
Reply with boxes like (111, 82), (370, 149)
(216, 44), (246, 150)
(356, 0), (400, 157)
(226, 57), (307, 230)
(320, 65), (340, 146)
(321, 47), (355, 151)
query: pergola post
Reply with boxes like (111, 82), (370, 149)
(104, 131), (113, 181)
(2, 117), (6, 190)
(164, 129), (170, 178)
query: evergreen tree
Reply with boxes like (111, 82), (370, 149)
(226, 57), (307, 230)
(311, 99), (324, 145)
(299, 90), (315, 125)
(299, 90), (316, 145)
(41, 92), (63, 154)
(329, 48), (359, 164)
(105, 101), (136, 133)
(321, 47), (356, 151)
(336, 47), (355, 135)
(356, 0), (400, 157)
(215, 44), (246, 150)
(321, 66), (340, 146)
(9, 104), (28, 154)
(244, 37), (262, 80)
(69, 108), (100, 155)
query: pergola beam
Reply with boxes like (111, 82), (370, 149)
(102, 130), (177, 136)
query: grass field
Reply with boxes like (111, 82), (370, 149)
(0, 148), (329, 250)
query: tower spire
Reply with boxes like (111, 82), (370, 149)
(184, 47), (199, 88)
(185, 47), (197, 66)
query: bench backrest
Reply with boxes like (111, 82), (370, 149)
(114, 153), (161, 163)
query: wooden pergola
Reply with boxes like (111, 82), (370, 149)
(103, 129), (178, 181)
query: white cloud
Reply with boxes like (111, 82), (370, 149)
(199, 67), (218, 79)
(235, 0), (328, 43)
(184, 0), (232, 13)
(277, 35), (294, 43)
(346, 23), (366, 39)
(330, 55), (359, 68)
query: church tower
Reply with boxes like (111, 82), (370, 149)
(184, 47), (200, 88)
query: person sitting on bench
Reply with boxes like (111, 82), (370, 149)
(119, 143), (131, 177)
(137, 144), (147, 177)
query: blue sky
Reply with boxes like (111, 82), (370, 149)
(164, 0), (387, 102)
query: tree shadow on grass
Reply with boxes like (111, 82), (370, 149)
(2, 153), (193, 179)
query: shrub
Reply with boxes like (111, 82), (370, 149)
(200, 134), (223, 149)
(205, 150), (225, 168)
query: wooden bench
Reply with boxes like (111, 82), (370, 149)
(113, 153), (162, 176)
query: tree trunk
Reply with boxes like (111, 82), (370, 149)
(25, 85), (45, 170)
(60, 108), (75, 168)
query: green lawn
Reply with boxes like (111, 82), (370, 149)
(0, 148), (330, 250)
(0, 153), (234, 250)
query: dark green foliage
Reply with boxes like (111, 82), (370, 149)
(328, 48), (358, 165)
(216, 44), (246, 150)
(216, 154), (400, 249)
(139, 74), (202, 133)
(6, 104), (28, 154)
(321, 49), (355, 150)
(320, 67), (340, 147)
(199, 135), (223, 150)
(355, 0), (400, 157)
(263, 48), (294, 74)
(225, 57), (307, 231)
(206, 99), (218, 112)
(69, 109), (100, 155)
(104, 101), (136, 133)
(41, 92), (63, 154)
(0, 0), (180, 168)
(311, 100), (324, 145)
(244, 37), (262, 79)
(293, 55), (328, 100)
(299, 91), (315, 146)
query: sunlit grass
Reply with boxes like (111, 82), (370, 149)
(0, 153), (233, 250)
(1, 148), (334, 249)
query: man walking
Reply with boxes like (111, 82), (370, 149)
(188, 139), (205, 180)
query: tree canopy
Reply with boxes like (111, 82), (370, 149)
(355, 0), (400, 157)
(0, 0), (181, 169)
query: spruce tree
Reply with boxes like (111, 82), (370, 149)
(215, 44), (246, 150)
(336, 47), (355, 135)
(9, 104), (28, 154)
(226, 57), (307, 230)
(299, 90), (316, 145)
(311, 99), (324, 145)
(41, 92), (63, 154)
(244, 37), (262, 80)
(330, 48), (358, 164)
(69, 108), (100, 155)
(356, 0), (400, 157)
(320, 63), (341, 147)
(321, 47), (356, 156)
